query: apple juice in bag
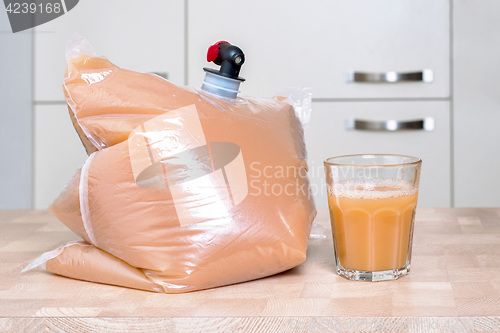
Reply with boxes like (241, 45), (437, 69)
(25, 37), (316, 293)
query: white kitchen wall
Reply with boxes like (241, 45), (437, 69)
(0, 9), (33, 209)
(453, 0), (500, 207)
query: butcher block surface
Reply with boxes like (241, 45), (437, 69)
(0, 208), (499, 332)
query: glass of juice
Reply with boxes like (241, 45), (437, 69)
(324, 154), (421, 281)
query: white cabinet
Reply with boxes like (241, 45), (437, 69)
(34, 105), (87, 209)
(305, 101), (451, 208)
(34, 0), (185, 101)
(188, 1), (451, 208)
(453, 0), (500, 207)
(188, 0), (449, 99)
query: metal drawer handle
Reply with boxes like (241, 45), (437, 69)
(345, 118), (435, 131)
(346, 70), (434, 83)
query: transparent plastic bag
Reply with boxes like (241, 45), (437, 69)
(27, 36), (316, 293)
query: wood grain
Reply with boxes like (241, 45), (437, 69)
(0, 208), (499, 332)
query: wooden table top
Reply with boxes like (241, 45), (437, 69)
(1, 208), (500, 332)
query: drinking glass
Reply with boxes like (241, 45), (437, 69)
(324, 154), (422, 281)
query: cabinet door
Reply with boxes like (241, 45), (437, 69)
(34, 105), (88, 209)
(305, 101), (451, 208)
(34, 0), (185, 102)
(453, 0), (500, 207)
(188, 0), (449, 99)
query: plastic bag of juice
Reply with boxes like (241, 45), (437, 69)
(25, 36), (316, 293)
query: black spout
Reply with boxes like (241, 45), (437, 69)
(206, 41), (245, 81)
(202, 41), (246, 98)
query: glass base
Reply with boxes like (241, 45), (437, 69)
(336, 264), (410, 282)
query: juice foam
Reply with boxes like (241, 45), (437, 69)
(328, 178), (418, 199)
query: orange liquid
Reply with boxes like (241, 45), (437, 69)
(328, 179), (418, 272)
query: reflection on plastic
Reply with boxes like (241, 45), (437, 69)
(129, 105), (248, 226)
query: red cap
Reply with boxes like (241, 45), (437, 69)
(207, 41), (229, 62)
